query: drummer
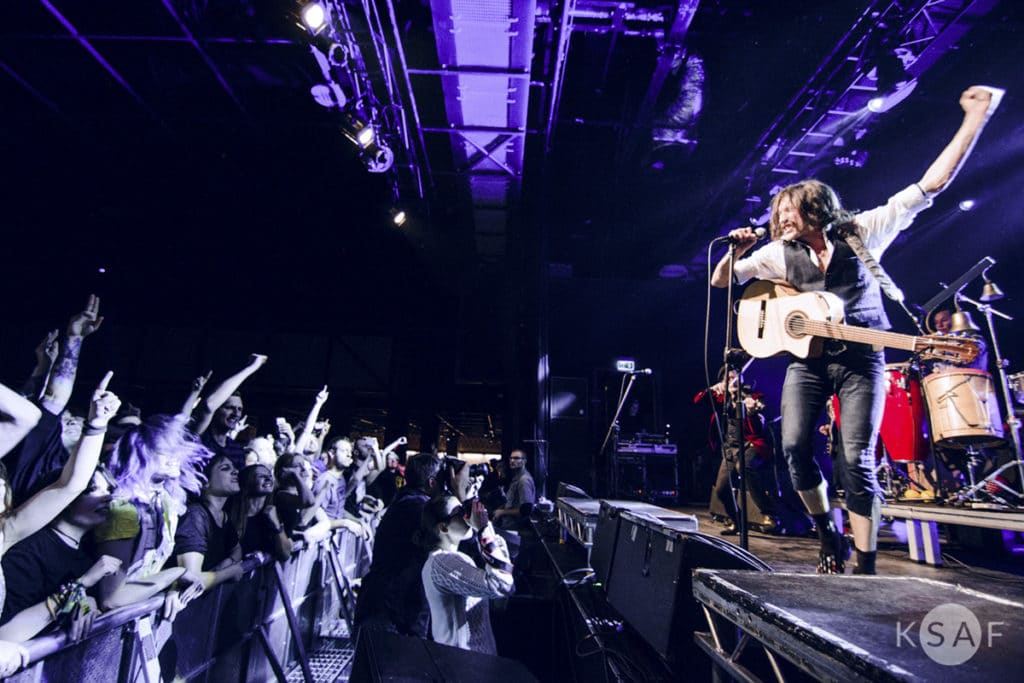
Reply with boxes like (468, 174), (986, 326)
(930, 308), (989, 371)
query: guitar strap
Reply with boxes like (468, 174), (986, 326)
(836, 227), (904, 302)
(836, 225), (925, 334)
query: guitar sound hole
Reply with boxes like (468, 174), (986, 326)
(785, 313), (806, 337)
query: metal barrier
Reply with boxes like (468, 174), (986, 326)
(6, 530), (367, 683)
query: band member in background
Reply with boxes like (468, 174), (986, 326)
(929, 307), (989, 372)
(711, 86), (999, 574)
(696, 369), (778, 535)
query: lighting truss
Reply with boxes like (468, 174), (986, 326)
(298, 1), (426, 200)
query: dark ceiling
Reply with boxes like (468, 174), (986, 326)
(2, 0), (1023, 451)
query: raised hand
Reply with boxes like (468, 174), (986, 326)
(960, 85), (996, 116)
(67, 294), (104, 339)
(249, 353), (269, 369)
(228, 414), (249, 440)
(35, 329), (60, 365)
(276, 418), (295, 442)
(315, 385), (329, 405)
(469, 499), (489, 531)
(191, 371), (213, 393)
(87, 372), (121, 428)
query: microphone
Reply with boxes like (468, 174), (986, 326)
(723, 227), (768, 244)
(629, 368), (653, 375)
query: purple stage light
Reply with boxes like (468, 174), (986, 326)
(959, 199), (976, 211)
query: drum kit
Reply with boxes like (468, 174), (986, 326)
(869, 280), (1024, 506)
(873, 362), (1009, 503)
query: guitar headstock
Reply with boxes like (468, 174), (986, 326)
(915, 335), (980, 364)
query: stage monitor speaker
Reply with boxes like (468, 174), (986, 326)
(604, 517), (769, 661)
(351, 628), (538, 682)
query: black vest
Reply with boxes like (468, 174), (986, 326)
(783, 232), (890, 330)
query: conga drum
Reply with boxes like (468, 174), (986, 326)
(879, 364), (929, 462)
(923, 369), (1005, 448)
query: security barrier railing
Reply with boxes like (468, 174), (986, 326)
(6, 530), (366, 683)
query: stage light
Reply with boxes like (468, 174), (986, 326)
(866, 49), (916, 113)
(390, 208), (407, 226)
(340, 113), (374, 149)
(356, 126), (375, 148)
(958, 199), (976, 212)
(362, 145), (393, 173)
(300, 3), (327, 33)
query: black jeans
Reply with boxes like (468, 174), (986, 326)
(780, 346), (885, 517)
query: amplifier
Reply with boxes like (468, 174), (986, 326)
(604, 516), (769, 661)
(556, 497), (602, 549)
(617, 443), (678, 455)
(590, 500), (699, 593)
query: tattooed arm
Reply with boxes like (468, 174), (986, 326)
(40, 295), (104, 415)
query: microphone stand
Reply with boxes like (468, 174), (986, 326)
(599, 373), (639, 499)
(721, 241), (750, 550)
(955, 293), (1024, 503)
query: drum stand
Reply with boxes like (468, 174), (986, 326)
(954, 445), (1015, 507)
(958, 294), (1024, 505)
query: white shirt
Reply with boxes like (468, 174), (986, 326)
(732, 184), (931, 284)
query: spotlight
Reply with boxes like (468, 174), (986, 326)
(866, 49), (916, 113)
(958, 199), (976, 212)
(341, 113), (374, 149)
(300, 3), (327, 33)
(390, 208), (407, 226)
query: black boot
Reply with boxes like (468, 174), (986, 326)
(812, 513), (849, 574)
(852, 549), (877, 575)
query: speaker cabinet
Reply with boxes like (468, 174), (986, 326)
(590, 500), (699, 594)
(604, 515), (769, 660)
(352, 628), (538, 682)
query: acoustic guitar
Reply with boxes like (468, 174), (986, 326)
(736, 281), (979, 364)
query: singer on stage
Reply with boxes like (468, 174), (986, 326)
(710, 86), (1000, 574)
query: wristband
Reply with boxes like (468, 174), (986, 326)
(83, 423), (107, 437)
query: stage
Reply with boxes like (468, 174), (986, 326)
(539, 500), (1024, 682)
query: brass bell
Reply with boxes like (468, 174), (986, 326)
(980, 278), (1005, 303)
(949, 310), (982, 334)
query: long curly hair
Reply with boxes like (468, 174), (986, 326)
(105, 414), (211, 515)
(768, 179), (843, 240)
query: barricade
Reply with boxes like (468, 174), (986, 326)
(6, 529), (367, 682)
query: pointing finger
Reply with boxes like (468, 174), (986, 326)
(97, 370), (114, 392)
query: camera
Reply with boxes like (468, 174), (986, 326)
(443, 456), (488, 478)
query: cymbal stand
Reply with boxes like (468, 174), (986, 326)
(958, 293), (1024, 503)
(954, 445), (1012, 507)
(874, 452), (899, 499)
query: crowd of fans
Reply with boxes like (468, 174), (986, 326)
(0, 296), (537, 676)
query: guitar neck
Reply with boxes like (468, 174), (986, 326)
(799, 319), (919, 352)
